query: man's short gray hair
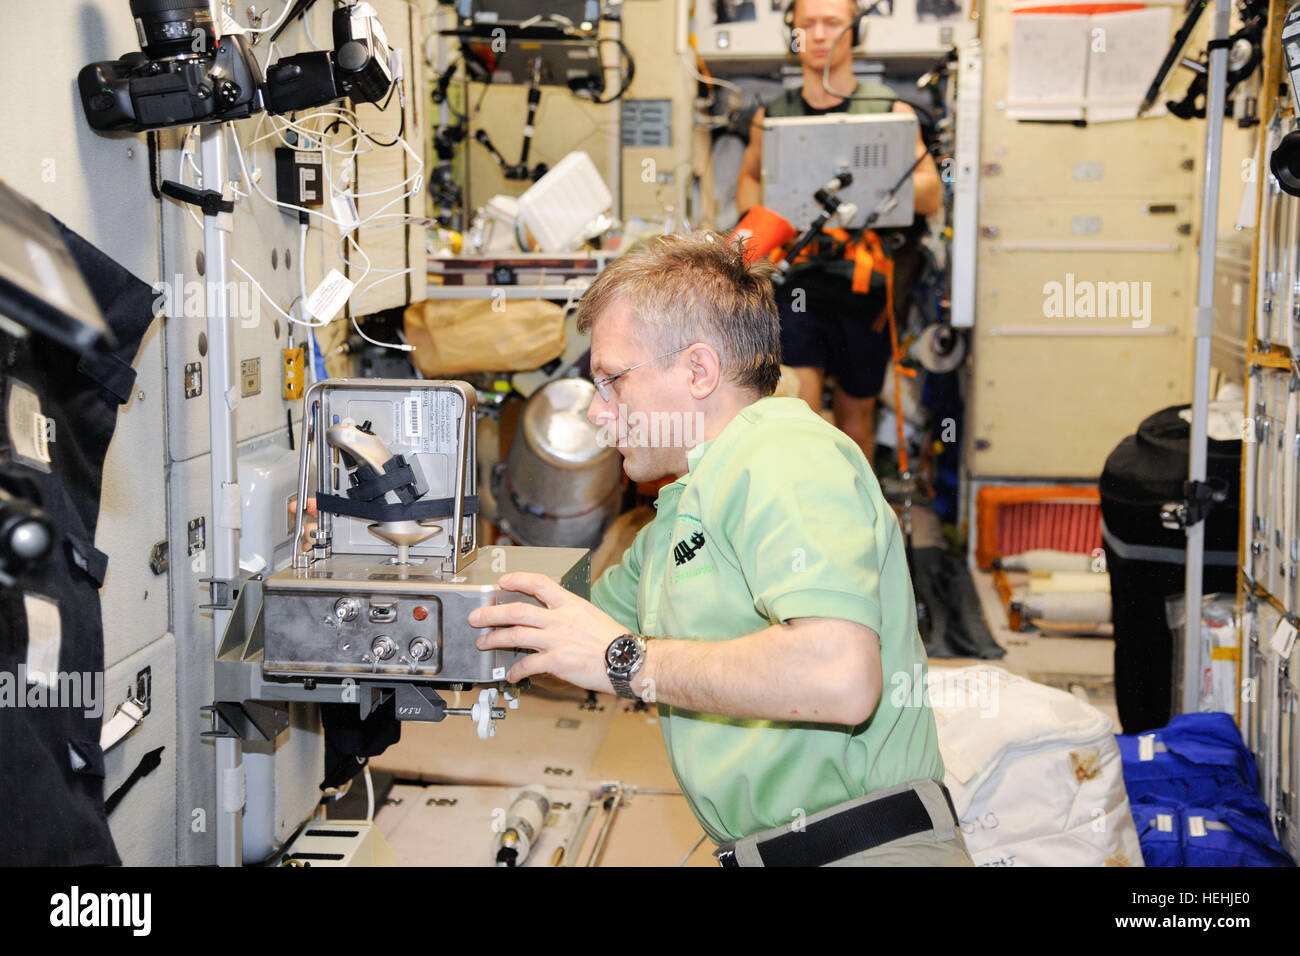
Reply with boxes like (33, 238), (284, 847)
(576, 231), (783, 396)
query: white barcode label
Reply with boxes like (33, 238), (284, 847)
(1138, 734), (1155, 761)
(1188, 815), (1207, 838)
(404, 396), (423, 440)
(1156, 814), (1173, 832)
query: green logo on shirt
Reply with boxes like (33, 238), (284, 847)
(674, 530), (706, 566)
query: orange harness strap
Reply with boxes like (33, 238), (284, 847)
(787, 228), (911, 471)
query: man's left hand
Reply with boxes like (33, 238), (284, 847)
(469, 572), (628, 691)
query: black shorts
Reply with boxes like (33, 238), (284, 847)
(775, 269), (892, 400)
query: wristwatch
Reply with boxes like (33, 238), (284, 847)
(605, 633), (648, 700)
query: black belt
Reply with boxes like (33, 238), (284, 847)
(716, 782), (958, 867)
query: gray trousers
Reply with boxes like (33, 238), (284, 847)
(724, 778), (975, 867)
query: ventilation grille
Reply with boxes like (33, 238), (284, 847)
(975, 486), (1102, 569)
(853, 142), (887, 169)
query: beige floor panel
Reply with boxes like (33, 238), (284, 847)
(587, 703), (682, 791)
(572, 791), (716, 868)
(374, 782), (592, 866)
(369, 684), (620, 786)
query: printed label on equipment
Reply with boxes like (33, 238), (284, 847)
(403, 396), (424, 441)
(1138, 733), (1155, 761)
(398, 390), (458, 455)
(24, 593), (62, 688)
(492, 667), (506, 680)
(1156, 814), (1173, 832)
(6, 378), (52, 472)
(1188, 815), (1206, 838)
(305, 269), (355, 324)
(1271, 618), (1298, 658)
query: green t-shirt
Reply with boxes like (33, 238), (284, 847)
(591, 396), (943, 845)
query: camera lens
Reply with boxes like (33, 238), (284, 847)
(129, 0), (215, 60)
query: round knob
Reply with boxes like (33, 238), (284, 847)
(7, 519), (51, 561)
(371, 636), (397, 661)
(408, 638), (433, 662)
(333, 597), (360, 622)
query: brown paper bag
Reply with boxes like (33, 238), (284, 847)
(403, 296), (567, 376)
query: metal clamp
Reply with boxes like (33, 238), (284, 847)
(200, 576), (243, 610)
(1160, 478), (1230, 530)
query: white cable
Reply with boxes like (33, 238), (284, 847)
(680, 51), (743, 110)
(364, 766), (375, 822)
(302, 6), (322, 49)
(677, 832), (707, 867)
(231, 258), (329, 327)
(352, 268), (414, 315)
(229, 124), (346, 227)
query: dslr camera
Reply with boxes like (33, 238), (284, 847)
(78, 0), (394, 133)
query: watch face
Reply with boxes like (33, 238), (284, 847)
(607, 636), (640, 669)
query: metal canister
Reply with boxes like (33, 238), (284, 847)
(496, 378), (623, 548)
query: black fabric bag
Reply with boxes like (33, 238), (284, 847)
(0, 219), (154, 865)
(1099, 405), (1240, 735)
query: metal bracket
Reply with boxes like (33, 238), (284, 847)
(200, 700), (290, 742)
(200, 576), (242, 610)
(391, 683), (448, 722)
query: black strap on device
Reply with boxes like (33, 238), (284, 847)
(347, 456), (422, 504)
(316, 493), (479, 523)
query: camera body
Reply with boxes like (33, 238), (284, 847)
(78, 1), (394, 133)
(78, 0), (265, 133)
(264, 3), (394, 114)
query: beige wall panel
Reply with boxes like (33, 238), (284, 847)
(619, 0), (694, 223)
(970, 334), (1191, 477)
(972, 198), (1195, 476)
(979, 0), (1204, 203)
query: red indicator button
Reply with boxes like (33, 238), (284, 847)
(412, 606), (428, 621)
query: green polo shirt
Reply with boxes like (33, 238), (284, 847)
(591, 396), (943, 845)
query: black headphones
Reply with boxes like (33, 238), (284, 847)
(783, 0), (869, 53)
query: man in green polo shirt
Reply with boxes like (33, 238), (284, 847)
(470, 232), (970, 866)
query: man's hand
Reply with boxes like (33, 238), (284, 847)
(469, 572), (629, 691)
(288, 496), (318, 552)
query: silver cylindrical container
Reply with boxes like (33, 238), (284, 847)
(496, 378), (623, 548)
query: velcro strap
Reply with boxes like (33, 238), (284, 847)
(64, 534), (110, 587)
(348, 458), (418, 503)
(756, 788), (936, 866)
(318, 492), (479, 523)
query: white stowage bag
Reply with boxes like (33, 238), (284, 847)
(930, 665), (1144, 867)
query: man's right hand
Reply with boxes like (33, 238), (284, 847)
(288, 496), (318, 552)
